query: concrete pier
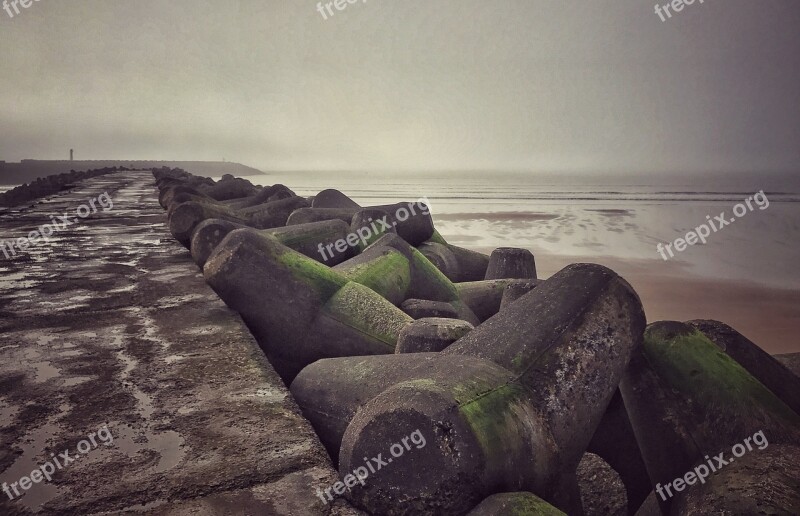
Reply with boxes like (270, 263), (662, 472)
(0, 172), (356, 515)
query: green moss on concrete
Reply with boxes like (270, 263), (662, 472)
(274, 244), (348, 300)
(339, 250), (411, 302)
(409, 247), (460, 301)
(456, 381), (532, 460)
(323, 282), (411, 347)
(273, 227), (329, 249)
(643, 327), (800, 427)
(489, 492), (567, 515)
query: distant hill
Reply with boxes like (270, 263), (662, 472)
(0, 160), (264, 185)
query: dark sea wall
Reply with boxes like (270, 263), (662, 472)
(0, 159), (263, 185)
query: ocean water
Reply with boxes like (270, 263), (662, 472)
(256, 171), (800, 290)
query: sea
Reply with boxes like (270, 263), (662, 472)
(255, 171), (800, 291)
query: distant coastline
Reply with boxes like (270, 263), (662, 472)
(0, 160), (264, 185)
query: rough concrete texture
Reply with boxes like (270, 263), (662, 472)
(0, 171), (359, 515)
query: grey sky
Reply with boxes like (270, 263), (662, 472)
(0, 0), (798, 174)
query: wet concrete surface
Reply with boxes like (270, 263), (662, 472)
(0, 172), (360, 515)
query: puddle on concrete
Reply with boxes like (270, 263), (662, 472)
(163, 355), (185, 364)
(62, 376), (93, 387)
(0, 403), (71, 511)
(110, 423), (186, 474)
(19, 347), (61, 383)
(180, 325), (223, 336)
(37, 334), (58, 347)
(32, 360), (61, 383)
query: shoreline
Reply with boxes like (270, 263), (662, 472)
(472, 248), (800, 355)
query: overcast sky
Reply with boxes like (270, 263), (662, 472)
(0, 0), (798, 175)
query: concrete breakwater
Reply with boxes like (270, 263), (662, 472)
(0, 171), (360, 515)
(156, 168), (800, 515)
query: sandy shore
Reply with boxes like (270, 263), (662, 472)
(473, 248), (800, 355)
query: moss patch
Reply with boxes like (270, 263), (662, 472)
(339, 250), (411, 302)
(274, 243), (347, 301)
(643, 327), (800, 427)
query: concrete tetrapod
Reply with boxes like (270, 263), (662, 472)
(484, 247), (537, 280)
(687, 319), (800, 415)
(418, 241), (491, 282)
(499, 280), (538, 311)
(195, 174), (259, 200)
(466, 492), (567, 516)
(350, 208), (396, 252)
(203, 228), (411, 382)
(311, 188), (362, 209)
(395, 318), (474, 353)
(190, 218), (354, 268)
(290, 201), (434, 246)
(333, 233), (480, 324)
(400, 299), (460, 319)
(456, 278), (538, 321)
(291, 353), (493, 463)
(337, 263), (646, 515)
(671, 443), (800, 514)
(169, 196), (309, 247)
(619, 321), (800, 515)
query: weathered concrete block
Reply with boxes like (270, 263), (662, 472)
(204, 229), (411, 382)
(169, 200), (247, 247)
(196, 175), (259, 200)
(400, 299), (460, 320)
(688, 319), (800, 416)
(418, 241), (491, 282)
(485, 247), (537, 280)
(619, 321), (800, 515)
(191, 218), (353, 268)
(499, 280), (539, 310)
(333, 241), (412, 306)
(238, 195), (311, 228)
(395, 318), (474, 353)
(169, 196), (311, 248)
(312, 188), (362, 209)
(334, 233), (480, 324)
(671, 443), (800, 515)
(455, 278), (533, 321)
(351, 208), (396, 252)
(290, 353), (448, 461)
(288, 207), (358, 226)
(336, 263), (645, 514)
(224, 184), (295, 210)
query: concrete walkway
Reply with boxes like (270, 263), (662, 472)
(0, 172), (358, 515)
